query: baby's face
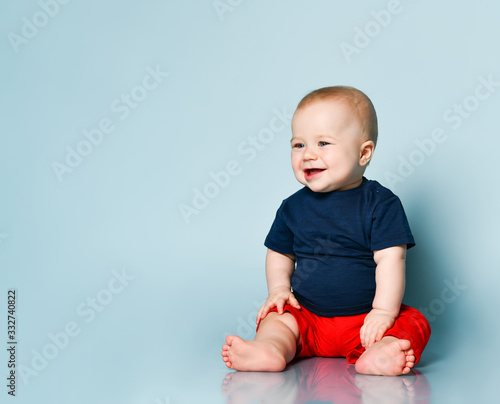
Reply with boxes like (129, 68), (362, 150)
(291, 98), (371, 193)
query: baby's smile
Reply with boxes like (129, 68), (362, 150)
(304, 168), (326, 181)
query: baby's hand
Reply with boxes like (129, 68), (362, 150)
(359, 309), (396, 348)
(256, 286), (301, 325)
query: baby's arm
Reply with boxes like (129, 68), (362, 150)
(359, 245), (406, 348)
(256, 249), (301, 325)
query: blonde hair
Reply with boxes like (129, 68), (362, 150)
(296, 86), (378, 146)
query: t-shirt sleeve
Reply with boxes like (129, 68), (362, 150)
(264, 201), (295, 255)
(370, 195), (415, 251)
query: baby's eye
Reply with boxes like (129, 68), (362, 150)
(319, 141), (329, 147)
(292, 143), (304, 149)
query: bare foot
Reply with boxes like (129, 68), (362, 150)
(221, 335), (287, 372)
(355, 336), (416, 376)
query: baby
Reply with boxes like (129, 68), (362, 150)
(221, 86), (431, 376)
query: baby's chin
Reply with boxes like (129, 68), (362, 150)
(310, 187), (337, 193)
(302, 183), (335, 193)
(302, 181), (357, 193)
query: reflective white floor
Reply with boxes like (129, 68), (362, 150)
(216, 345), (493, 404)
(221, 357), (430, 404)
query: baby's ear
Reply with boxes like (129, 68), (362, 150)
(359, 140), (375, 166)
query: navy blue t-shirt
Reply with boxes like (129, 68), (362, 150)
(264, 177), (415, 317)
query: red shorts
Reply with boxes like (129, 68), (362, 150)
(265, 304), (431, 364)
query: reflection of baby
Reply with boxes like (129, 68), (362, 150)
(222, 357), (431, 404)
(222, 86), (431, 375)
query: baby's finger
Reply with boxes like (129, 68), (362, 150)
(276, 298), (286, 314)
(368, 327), (378, 347)
(256, 304), (270, 324)
(260, 298), (280, 321)
(363, 325), (375, 347)
(257, 303), (267, 318)
(359, 324), (367, 347)
(288, 294), (301, 310)
(375, 324), (388, 342)
(257, 309), (269, 325)
(256, 309), (263, 325)
(262, 302), (274, 316)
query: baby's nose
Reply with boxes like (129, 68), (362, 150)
(303, 148), (318, 160)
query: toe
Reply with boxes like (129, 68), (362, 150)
(225, 335), (236, 345)
(397, 339), (411, 351)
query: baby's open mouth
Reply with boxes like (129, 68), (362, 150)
(304, 168), (326, 179)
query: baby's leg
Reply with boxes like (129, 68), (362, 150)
(354, 305), (431, 376)
(221, 312), (300, 372)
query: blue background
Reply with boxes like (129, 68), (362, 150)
(1, 1), (499, 402)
